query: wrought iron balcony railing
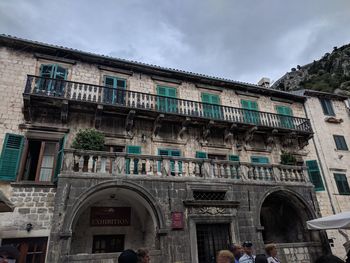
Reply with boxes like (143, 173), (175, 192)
(24, 75), (312, 133)
(62, 149), (310, 184)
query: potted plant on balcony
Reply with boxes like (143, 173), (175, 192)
(280, 151), (297, 165)
(72, 129), (105, 172)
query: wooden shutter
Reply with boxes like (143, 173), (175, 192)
(196, 151), (207, 159)
(167, 87), (177, 98)
(201, 93), (211, 104)
(157, 86), (167, 96)
(54, 65), (68, 80)
(53, 135), (66, 183)
(333, 135), (348, 150)
(276, 105), (293, 116)
(251, 156), (269, 164)
(320, 98), (335, 116)
(306, 160), (325, 191)
(0, 134), (24, 181)
(334, 174), (350, 195)
(229, 155), (240, 162)
(127, 146), (141, 154)
(39, 64), (54, 78)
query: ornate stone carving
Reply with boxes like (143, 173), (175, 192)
(193, 206), (227, 215)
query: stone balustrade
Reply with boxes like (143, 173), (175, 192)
(62, 149), (309, 184)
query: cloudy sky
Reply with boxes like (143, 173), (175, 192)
(1, 0), (349, 84)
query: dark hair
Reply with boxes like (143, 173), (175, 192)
(315, 255), (345, 263)
(118, 249), (138, 263)
(137, 248), (149, 258)
(255, 254), (268, 263)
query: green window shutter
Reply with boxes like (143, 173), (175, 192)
(157, 86), (177, 113)
(334, 174), (350, 195)
(0, 134), (24, 181)
(167, 87), (177, 98)
(333, 135), (348, 151)
(127, 146), (141, 154)
(306, 160), (325, 191)
(229, 155), (240, 162)
(276, 105), (293, 116)
(241, 99), (250, 109)
(54, 65), (68, 80)
(157, 86), (167, 96)
(196, 151), (207, 159)
(241, 100), (260, 125)
(250, 101), (258, 111)
(39, 64), (55, 78)
(201, 93), (211, 103)
(251, 156), (269, 164)
(320, 98), (335, 116)
(54, 135), (66, 183)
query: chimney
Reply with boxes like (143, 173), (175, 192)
(258, 77), (270, 88)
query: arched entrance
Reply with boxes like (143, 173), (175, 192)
(259, 189), (324, 263)
(61, 180), (165, 259)
(260, 190), (313, 243)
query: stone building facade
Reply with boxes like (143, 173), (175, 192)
(296, 89), (350, 259)
(0, 35), (327, 263)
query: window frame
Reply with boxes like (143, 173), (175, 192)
(334, 173), (350, 195)
(19, 139), (59, 183)
(305, 160), (325, 191)
(333, 135), (349, 151)
(319, 98), (335, 116)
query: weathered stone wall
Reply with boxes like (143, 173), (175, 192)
(305, 96), (350, 259)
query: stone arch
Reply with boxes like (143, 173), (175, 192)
(0, 191), (14, 212)
(257, 187), (317, 243)
(62, 180), (166, 236)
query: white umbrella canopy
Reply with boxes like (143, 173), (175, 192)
(307, 212), (350, 230)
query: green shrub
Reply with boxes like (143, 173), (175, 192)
(71, 129), (105, 151)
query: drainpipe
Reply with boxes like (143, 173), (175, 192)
(303, 102), (349, 243)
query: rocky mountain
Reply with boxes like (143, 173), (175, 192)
(272, 44), (350, 96)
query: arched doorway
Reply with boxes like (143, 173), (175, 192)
(259, 190), (323, 263)
(63, 181), (165, 259)
(260, 190), (313, 243)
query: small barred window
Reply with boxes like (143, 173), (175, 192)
(193, 191), (226, 200)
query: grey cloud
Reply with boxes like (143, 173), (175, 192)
(0, 0), (349, 84)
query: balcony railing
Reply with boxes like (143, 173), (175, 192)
(25, 75), (312, 133)
(62, 149), (310, 184)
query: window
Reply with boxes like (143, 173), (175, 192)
(193, 191), (226, 200)
(275, 105), (294, 129)
(126, 146), (141, 174)
(37, 64), (67, 96)
(157, 86), (177, 113)
(305, 160), (325, 191)
(334, 174), (350, 195)
(2, 237), (48, 263)
(103, 75), (126, 104)
(241, 100), (260, 125)
(158, 149), (182, 175)
(201, 93), (222, 119)
(21, 137), (65, 182)
(251, 156), (269, 164)
(196, 151), (208, 159)
(333, 135), (348, 150)
(92, 235), (124, 254)
(228, 155), (240, 162)
(319, 98), (335, 116)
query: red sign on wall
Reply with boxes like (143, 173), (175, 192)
(171, 212), (184, 229)
(90, 207), (131, 226)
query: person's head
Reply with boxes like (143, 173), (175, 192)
(242, 241), (253, 256)
(255, 254), (268, 263)
(216, 250), (234, 263)
(315, 255), (345, 263)
(118, 249), (138, 263)
(229, 244), (243, 259)
(265, 243), (277, 257)
(0, 245), (20, 263)
(137, 248), (150, 263)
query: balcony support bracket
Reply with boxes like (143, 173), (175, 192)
(244, 126), (258, 144)
(224, 123), (238, 143)
(282, 131), (297, 148)
(126, 110), (136, 132)
(203, 120), (215, 141)
(178, 117), (191, 139)
(153, 114), (165, 138)
(298, 134), (313, 150)
(61, 100), (69, 124)
(94, 104), (103, 129)
(266, 129), (278, 148)
(23, 94), (32, 122)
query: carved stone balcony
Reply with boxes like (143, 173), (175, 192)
(23, 75), (313, 136)
(61, 149), (310, 185)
